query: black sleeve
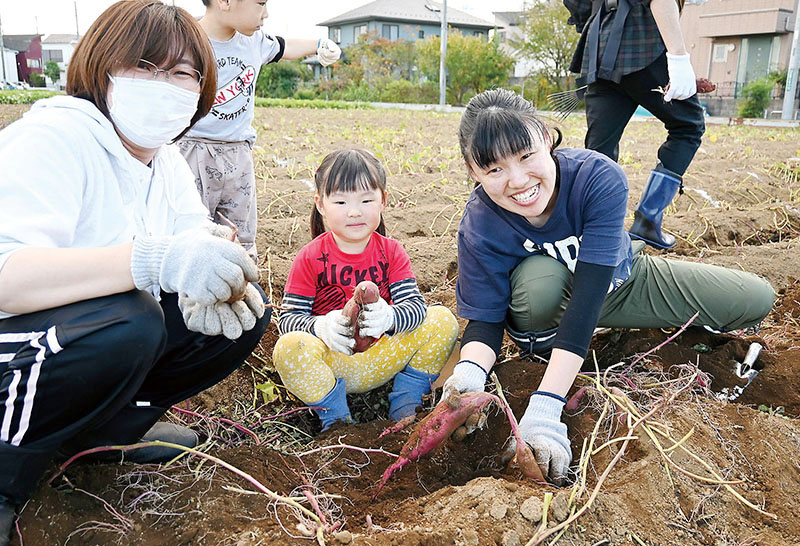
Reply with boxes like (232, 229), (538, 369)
(460, 319), (505, 357)
(270, 36), (286, 64)
(552, 260), (616, 358)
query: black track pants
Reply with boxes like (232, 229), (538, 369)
(584, 52), (706, 176)
(0, 287), (271, 504)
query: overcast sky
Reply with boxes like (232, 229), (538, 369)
(1, 0), (526, 38)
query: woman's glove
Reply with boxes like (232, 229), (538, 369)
(179, 284), (265, 340)
(664, 53), (697, 102)
(317, 38), (341, 66)
(203, 222), (236, 241)
(506, 392), (572, 486)
(358, 297), (394, 338)
(131, 229), (258, 305)
(313, 309), (355, 355)
(441, 360), (488, 400)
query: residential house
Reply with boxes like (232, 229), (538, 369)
(319, 0), (493, 48)
(680, 0), (798, 117)
(41, 34), (80, 89)
(311, 0), (494, 78)
(0, 43), (21, 84)
(493, 11), (536, 85)
(2, 35), (42, 85)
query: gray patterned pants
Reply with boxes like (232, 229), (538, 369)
(177, 137), (258, 261)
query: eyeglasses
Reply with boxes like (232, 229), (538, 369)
(133, 59), (202, 90)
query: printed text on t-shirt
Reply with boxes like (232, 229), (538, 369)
(214, 65), (256, 106)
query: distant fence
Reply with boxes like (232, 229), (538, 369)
(703, 81), (789, 100)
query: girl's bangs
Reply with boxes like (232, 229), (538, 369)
(323, 153), (384, 195)
(469, 111), (538, 170)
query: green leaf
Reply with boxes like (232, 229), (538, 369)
(255, 380), (281, 405)
(692, 344), (712, 353)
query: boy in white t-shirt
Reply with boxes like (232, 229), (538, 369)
(179, 0), (341, 261)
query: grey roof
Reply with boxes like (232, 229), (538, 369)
(2, 35), (40, 53)
(320, 0), (494, 29)
(42, 34), (80, 44)
(493, 11), (524, 26)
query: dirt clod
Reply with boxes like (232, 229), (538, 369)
(334, 530), (353, 544)
(490, 501), (509, 520)
(461, 529), (480, 545)
(502, 529), (521, 546)
(520, 496), (544, 523)
(551, 492), (570, 523)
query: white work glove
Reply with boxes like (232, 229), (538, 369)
(506, 392), (572, 486)
(358, 297), (394, 338)
(664, 53), (697, 102)
(179, 284), (265, 340)
(131, 229), (259, 305)
(313, 309), (355, 355)
(317, 38), (341, 67)
(203, 222), (236, 241)
(442, 360), (488, 401)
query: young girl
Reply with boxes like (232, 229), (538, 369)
(442, 88), (774, 484)
(273, 149), (458, 430)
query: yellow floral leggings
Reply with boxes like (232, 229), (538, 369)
(273, 306), (459, 404)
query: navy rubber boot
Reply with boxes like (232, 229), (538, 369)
(313, 378), (352, 431)
(629, 166), (682, 250)
(388, 365), (439, 421)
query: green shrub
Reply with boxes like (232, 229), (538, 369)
(293, 88), (316, 100)
(738, 78), (774, 118)
(28, 72), (46, 88)
(378, 79), (438, 104)
(255, 61), (311, 98)
(253, 97), (372, 109)
(0, 89), (61, 104)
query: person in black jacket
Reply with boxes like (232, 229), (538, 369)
(564, 0), (705, 249)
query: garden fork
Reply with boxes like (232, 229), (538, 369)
(543, 85), (588, 120)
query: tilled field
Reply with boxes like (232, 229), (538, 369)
(3, 104), (800, 546)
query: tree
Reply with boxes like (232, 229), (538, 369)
(28, 72), (45, 87)
(321, 32), (421, 101)
(417, 31), (515, 105)
(44, 61), (61, 86)
(511, 0), (580, 92)
(255, 60), (311, 98)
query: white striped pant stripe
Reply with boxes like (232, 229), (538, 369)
(0, 326), (62, 446)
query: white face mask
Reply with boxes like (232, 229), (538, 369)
(108, 75), (200, 149)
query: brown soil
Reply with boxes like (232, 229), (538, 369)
(3, 106), (800, 546)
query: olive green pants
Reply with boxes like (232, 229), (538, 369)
(506, 242), (775, 354)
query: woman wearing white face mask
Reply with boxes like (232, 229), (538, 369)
(0, 2), (271, 540)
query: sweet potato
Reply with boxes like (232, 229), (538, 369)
(696, 77), (716, 94)
(341, 280), (380, 353)
(373, 391), (546, 499)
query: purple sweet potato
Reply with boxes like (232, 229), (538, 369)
(373, 391), (546, 499)
(342, 280), (380, 353)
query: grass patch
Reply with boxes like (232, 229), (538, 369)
(0, 89), (63, 104)
(254, 97), (372, 110)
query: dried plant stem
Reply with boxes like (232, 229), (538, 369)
(624, 311), (700, 372)
(525, 373), (697, 546)
(295, 444), (399, 459)
(50, 441), (325, 530)
(169, 406), (260, 444)
(649, 426), (777, 519)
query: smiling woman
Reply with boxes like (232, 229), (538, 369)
(439, 88), (775, 485)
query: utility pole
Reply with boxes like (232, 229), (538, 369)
(439, 0), (447, 106)
(74, 1), (80, 36)
(782, 0), (800, 120)
(0, 8), (7, 82)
